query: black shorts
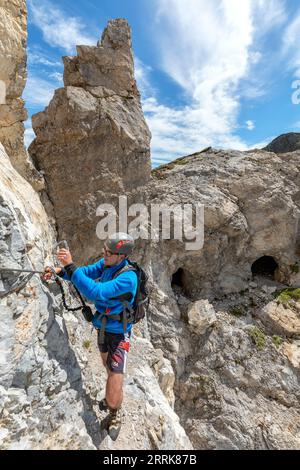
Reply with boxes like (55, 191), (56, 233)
(97, 331), (131, 374)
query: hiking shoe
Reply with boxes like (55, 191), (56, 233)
(108, 407), (122, 441)
(98, 398), (109, 412)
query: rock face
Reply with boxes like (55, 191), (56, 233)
(257, 301), (300, 338)
(0, 0), (43, 190)
(0, 143), (191, 450)
(0, 143), (94, 449)
(1, 14), (191, 451)
(187, 300), (217, 334)
(148, 148), (300, 298)
(98, 336), (192, 450)
(29, 19), (151, 263)
(63, 19), (138, 95)
(141, 149), (300, 449)
(264, 133), (300, 154)
(2, 8), (300, 451)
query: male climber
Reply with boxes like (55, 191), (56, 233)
(43, 232), (137, 440)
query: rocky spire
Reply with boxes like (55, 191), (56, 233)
(29, 19), (151, 262)
(63, 18), (138, 96)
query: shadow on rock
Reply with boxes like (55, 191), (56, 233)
(44, 288), (106, 448)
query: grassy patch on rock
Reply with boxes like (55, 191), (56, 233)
(272, 335), (283, 348)
(152, 156), (190, 178)
(152, 148), (213, 179)
(274, 288), (300, 307)
(228, 305), (247, 317)
(249, 327), (266, 350)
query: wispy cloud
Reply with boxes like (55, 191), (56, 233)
(134, 57), (154, 98)
(49, 72), (64, 83)
(24, 119), (36, 148)
(141, 0), (288, 165)
(246, 120), (255, 131)
(25, 0), (290, 166)
(23, 75), (57, 107)
(251, 0), (287, 35)
(253, 136), (276, 149)
(28, 49), (62, 67)
(282, 6), (300, 77)
(28, 0), (98, 54)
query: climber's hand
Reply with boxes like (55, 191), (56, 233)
(57, 248), (73, 267)
(42, 266), (58, 281)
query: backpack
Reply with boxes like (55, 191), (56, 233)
(112, 260), (149, 324)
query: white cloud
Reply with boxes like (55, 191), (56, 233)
(49, 72), (64, 83)
(155, 0), (253, 99)
(25, 1), (96, 115)
(143, 0), (288, 166)
(23, 75), (57, 107)
(282, 8), (300, 77)
(134, 57), (154, 97)
(24, 119), (35, 148)
(251, 136), (274, 149)
(251, 0), (287, 35)
(142, 94), (249, 166)
(28, 50), (62, 68)
(28, 0), (98, 54)
(246, 120), (255, 130)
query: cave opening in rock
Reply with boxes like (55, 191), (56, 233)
(251, 256), (278, 279)
(171, 268), (190, 297)
(172, 268), (184, 288)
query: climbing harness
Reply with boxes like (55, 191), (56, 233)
(95, 261), (149, 344)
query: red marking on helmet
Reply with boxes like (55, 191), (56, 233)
(116, 240), (130, 249)
(116, 240), (124, 249)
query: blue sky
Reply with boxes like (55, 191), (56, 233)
(24, 0), (300, 167)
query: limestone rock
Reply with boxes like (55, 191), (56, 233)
(63, 19), (138, 96)
(282, 341), (300, 369)
(0, 144), (94, 449)
(0, 0), (43, 189)
(142, 148), (300, 449)
(148, 148), (300, 300)
(150, 348), (176, 408)
(173, 315), (300, 449)
(0, 144), (191, 450)
(2, 4), (300, 451)
(264, 133), (300, 154)
(257, 301), (300, 337)
(29, 19), (151, 263)
(187, 300), (217, 334)
(98, 336), (192, 450)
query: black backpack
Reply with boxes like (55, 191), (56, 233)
(112, 260), (149, 324)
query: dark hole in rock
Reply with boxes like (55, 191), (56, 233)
(251, 256), (278, 278)
(172, 268), (184, 288)
(171, 268), (191, 298)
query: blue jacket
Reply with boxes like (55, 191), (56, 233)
(62, 258), (137, 334)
